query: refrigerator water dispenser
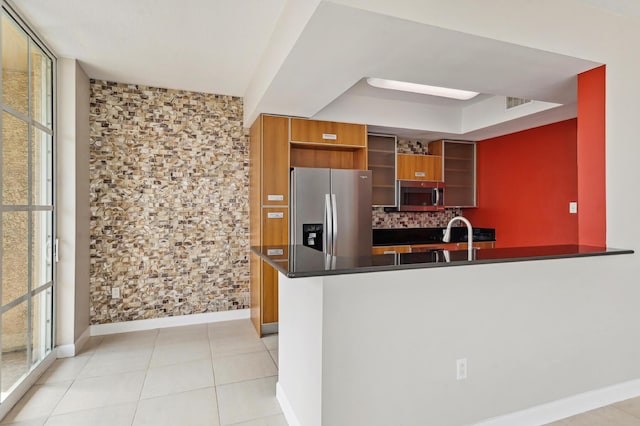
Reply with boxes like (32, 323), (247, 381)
(303, 224), (323, 251)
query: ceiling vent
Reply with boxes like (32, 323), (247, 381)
(506, 97), (532, 109)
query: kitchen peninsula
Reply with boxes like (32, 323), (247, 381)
(253, 244), (633, 425)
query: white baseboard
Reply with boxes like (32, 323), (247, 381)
(0, 351), (56, 421)
(277, 382), (301, 426)
(56, 326), (90, 358)
(472, 378), (640, 426)
(90, 309), (250, 336)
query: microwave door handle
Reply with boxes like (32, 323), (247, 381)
(434, 187), (440, 206)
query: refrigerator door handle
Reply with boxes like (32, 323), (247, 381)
(331, 193), (338, 253)
(324, 194), (332, 254)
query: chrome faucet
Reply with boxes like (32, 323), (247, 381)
(442, 216), (473, 261)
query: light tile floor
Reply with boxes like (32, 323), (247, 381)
(4, 318), (640, 425)
(546, 398), (640, 425)
(0, 319), (286, 426)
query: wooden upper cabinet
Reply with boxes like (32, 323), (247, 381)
(396, 154), (443, 181)
(261, 115), (289, 206)
(290, 118), (366, 147)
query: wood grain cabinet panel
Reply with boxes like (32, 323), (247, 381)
(249, 114), (291, 336)
(371, 245), (411, 255)
(262, 261), (279, 324)
(262, 115), (289, 206)
(249, 252), (262, 333)
(291, 118), (366, 147)
(397, 154), (443, 181)
(262, 208), (288, 246)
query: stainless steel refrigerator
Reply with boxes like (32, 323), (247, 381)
(290, 167), (372, 257)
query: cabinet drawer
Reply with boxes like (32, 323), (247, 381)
(372, 245), (411, 255)
(410, 243), (459, 251)
(397, 154), (442, 181)
(262, 208), (288, 245)
(456, 241), (495, 250)
(291, 118), (366, 147)
(411, 242), (495, 251)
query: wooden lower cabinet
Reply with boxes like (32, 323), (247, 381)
(412, 241), (495, 251)
(249, 252), (262, 334)
(371, 245), (411, 255)
(251, 255), (282, 335)
(372, 241), (495, 255)
(456, 241), (495, 250)
(262, 261), (279, 324)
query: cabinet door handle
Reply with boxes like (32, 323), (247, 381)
(267, 212), (284, 219)
(415, 171), (426, 177)
(322, 133), (337, 140)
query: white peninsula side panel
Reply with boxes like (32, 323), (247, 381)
(276, 253), (640, 426)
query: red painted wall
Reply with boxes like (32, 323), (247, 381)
(464, 119), (578, 248)
(577, 65), (606, 246)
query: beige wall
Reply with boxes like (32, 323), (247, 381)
(56, 58), (90, 350)
(89, 80), (249, 324)
(74, 62), (90, 341)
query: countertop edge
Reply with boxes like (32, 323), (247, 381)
(252, 246), (634, 279)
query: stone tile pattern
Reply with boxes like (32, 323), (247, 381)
(89, 80), (249, 324)
(374, 139), (460, 229)
(372, 207), (462, 229)
(396, 138), (430, 155)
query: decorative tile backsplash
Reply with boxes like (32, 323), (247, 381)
(396, 139), (431, 155)
(372, 208), (462, 229)
(89, 80), (249, 324)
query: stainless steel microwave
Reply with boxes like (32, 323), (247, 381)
(385, 181), (445, 212)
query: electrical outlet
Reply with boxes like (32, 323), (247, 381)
(111, 287), (120, 299)
(456, 358), (468, 380)
(569, 202), (578, 214)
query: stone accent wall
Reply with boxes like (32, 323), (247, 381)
(89, 80), (249, 324)
(372, 208), (462, 229)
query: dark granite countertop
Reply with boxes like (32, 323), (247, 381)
(252, 244), (633, 278)
(372, 227), (496, 246)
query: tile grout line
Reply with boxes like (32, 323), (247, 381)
(208, 325), (223, 426)
(43, 340), (101, 423)
(2, 322), (279, 425)
(609, 404), (640, 421)
(129, 329), (160, 426)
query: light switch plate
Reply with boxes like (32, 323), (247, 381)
(569, 202), (578, 214)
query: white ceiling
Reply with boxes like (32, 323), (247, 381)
(11, 0), (287, 96)
(577, 0), (640, 17)
(11, 0), (606, 140)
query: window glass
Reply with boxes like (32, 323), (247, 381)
(2, 13), (29, 115)
(30, 45), (52, 128)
